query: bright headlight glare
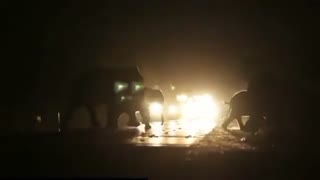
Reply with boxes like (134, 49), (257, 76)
(168, 105), (178, 114)
(176, 94), (188, 102)
(149, 102), (163, 114)
(114, 81), (128, 93)
(181, 94), (220, 120)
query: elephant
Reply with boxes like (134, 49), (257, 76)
(60, 66), (146, 132)
(221, 90), (250, 131)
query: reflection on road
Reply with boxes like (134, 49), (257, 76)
(131, 119), (217, 147)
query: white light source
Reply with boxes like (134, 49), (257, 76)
(176, 94), (188, 102)
(168, 105), (179, 115)
(181, 94), (220, 122)
(114, 81), (128, 93)
(149, 102), (163, 115)
(118, 84), (125, 90)
(135, 84), (142, 91)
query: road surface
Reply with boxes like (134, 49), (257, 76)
(131, 120), (210, 146)
(0, 118), (309, 178)
(128, 119), (256, 153)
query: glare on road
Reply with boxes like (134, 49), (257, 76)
(132, 119), (218, 146)
(133, 93), (222, 146)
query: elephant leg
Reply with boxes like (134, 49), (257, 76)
(128, 108), (141, 127)
(106, 106), (119, 128)
(142, 112), (152, 130)
(236, 116), (245, 130)
(140, 104), (151, 130)
(222, 109), (236, 130)
(161, 113), (165, 125)
(222, 117), (233, 130)
(61, 104), (79, 132)
(85, 104), (100, 128)
(243, 114), (262, 133)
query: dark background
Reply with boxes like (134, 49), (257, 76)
(4, 1), (319, 111)
(2, 2), (319, 177)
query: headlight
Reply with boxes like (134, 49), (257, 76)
(114, 81), (129, 93)
(132, 81), (144, 93)
(168, 105), (179, 115)
(181, 94), (220, 120)
(176, 94), (188, 102)
(149, 102), (163, 115)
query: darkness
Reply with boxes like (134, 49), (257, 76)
(2, 1), (320, 178)
(4, 1), (319, 124)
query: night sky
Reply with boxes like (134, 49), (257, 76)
(4, 1), (319, 106)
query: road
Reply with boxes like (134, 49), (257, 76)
(129, 119), (256, 152)
(131, 120), (213, 147)
(0, 118), (307, 178)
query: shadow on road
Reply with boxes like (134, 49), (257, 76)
(0, 126), (312, 178)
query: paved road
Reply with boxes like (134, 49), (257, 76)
(128, 119), (256, 153)
(130, 119), (215, 146)
(1, 119), (305, 178)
